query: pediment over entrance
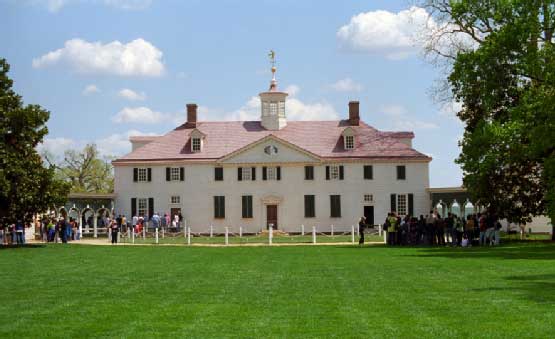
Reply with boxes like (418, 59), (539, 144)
(261, 195), (283, 205)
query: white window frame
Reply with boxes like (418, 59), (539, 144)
(170, 196), (181, 204)
(138, 198), (147, 217)
(137, 168), (148, 182)
(345, 135), (354, 150)
(170, 167), (180, 181)
(397, 194), (408, 216)
(242, 167), (252, 181)
(262, 102), (269, 116)
(267, 166), (277, 180)
(192, 138), (201, 152)
(269, 102), (278, 115)
(278, 101), (285, 117)
(330, 165), (340, 180)
(364, 194), (373, 203)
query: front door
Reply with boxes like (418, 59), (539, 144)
(266, 205), (278, 229)
(171, 208), (181, 221)
(364, 206), (374, 226)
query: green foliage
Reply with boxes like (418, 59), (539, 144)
(0, 58), (70, 223)
(55, 143), (114, 193)
(444, 1), (555, 227)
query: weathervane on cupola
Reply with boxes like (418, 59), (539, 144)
(260, 50), (288, 130)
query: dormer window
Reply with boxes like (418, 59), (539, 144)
(192, 138), (201, 152)
(342, 127), (356, 150)
(190, 128), (206, 153)
(345, 135), (354, 149)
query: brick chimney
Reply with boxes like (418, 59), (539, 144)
(348, 101), (360, 126)
(186, 103), (197, 128)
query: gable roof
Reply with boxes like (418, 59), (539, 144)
(113, 120), (431, 163)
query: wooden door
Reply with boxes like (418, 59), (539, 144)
(266, 205), (278, 229)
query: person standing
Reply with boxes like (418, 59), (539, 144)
(60, 218), (68, 244)
(358, 217), (366, 245)
(174, 214), (180, 232)
(111, 220), (119, 244)
(15, 219), (24, 245)
(387, 213), (398, 245)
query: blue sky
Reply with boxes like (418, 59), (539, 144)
(1, 0), (464, 187)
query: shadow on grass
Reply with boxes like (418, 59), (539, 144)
(409, 243), (555, 260)
(471, 274), (555, 304)
(0, 244), (46, 250)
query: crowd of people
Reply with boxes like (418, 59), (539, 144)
(0, 219), (29, 245)
(379, 210), (502, 247)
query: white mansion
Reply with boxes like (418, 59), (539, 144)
(113, 68), (432, 233)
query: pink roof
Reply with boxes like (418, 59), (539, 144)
(114, 120), (431, 163)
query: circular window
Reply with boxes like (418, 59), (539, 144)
(264, 145), (278, 156)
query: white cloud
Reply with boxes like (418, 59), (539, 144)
(118, 88), (146, 101)
(330, 78), (363, 92)
(337, 6), (430, 59)
(380, 103), (438, 131)
(32, 38), (165, 76)
(82, 84), (100, 95)
(37, 137), (76, 160)
(112, 106), (168, 124)
(29, 0), (152, 12)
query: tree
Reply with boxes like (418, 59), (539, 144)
(421, 1), (555, 237)
(0, 58), (71, 224)
(55, 144), (114, 193)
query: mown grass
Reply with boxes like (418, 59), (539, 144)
(1, 242), (554, 338)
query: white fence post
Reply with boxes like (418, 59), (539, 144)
(378, 224), (382, 237)
(225, 227), (229, 245)
(210, 224), (213, 238)
(184, 220), (187, 239)
(383, 230), (387, 244)
(331, 224), (334, 237)
(351, 225), (355, 244)
(301, 224), (305, 236)
(187, 226), (191, 245)
(269, 226), (273, 245)
(155, 228), (159, 244)
(132, 227), (135, 244)
(312, 226), (316, 244)
(239, 226), (243, 238)
(142, 226), (145, 239)
(162, 227), (165, 239)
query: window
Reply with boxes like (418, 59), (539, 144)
(397, 194), (407, 215)
(326, 165), (344, 180)
(345, 135), (354, 149)
(397, 165), (406, 180)
(304, 195), (315, 218)
(278, 101), (285, 117)
(138, 198), (147, 217)
(270, 102), (277, 115)
(138, 168), (147, 182)
(364, 194), (373, 202)
(171, 167), (180, 181)
(363, 165), (373, 180)
(242, 195), (253, 218)
(242, 167), (252, 181)
(170, 196), (181, 204)
(267, 167), (276, 180)
(214, 196), (225, 219)
(192, 138), (201, 152)
(262, 102), (269, 116)
(330, 195), (341, 218)
(305, 166), (314, 180)
(214, 167), (223, 181)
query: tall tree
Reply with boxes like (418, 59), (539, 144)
(421, 1), (555, 236)
(0, 58), (70, 223)
(56, 144), (114, 193)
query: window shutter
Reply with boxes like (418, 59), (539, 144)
(408, 193), (414, 216)
(133, 168), (138, 182)
(305, 166), (313, 180)
(215, 167), (223, 181)
(148, 197), (154, 218)
(221, 196), (225, 218)
(326, 166), (330, 180)
(277, 166), (281, 180)
(397, 166), (406, 180)
(242, 196), (247, 218)
(180, 167), (185, 181)
(214, 196), (218, 218)
(262, 167), (267, 180)
(147, 168), (152, 182)
(251, 167), (256, 180)
(238, 167), (242, 181)
(131, 198), (137, 217)
(390, 194), (397, 213)
(339, 165), (344, 180)
(364, 165), (373, 180)
(166, 168), (170, 181)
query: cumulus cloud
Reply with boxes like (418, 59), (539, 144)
(32, 38), (165, 76)
(112, 106), (168, 124)
(82, 84), (100, 95)
(337, 6), (430, 59)
(37, 137), (76, 160)
(330, 78), (363, 92)
(29, 0), (152, 12)
(381, 104), (407, 117)
(118, 88), (146, 101)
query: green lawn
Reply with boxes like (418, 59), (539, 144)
(1, 242), (555, 338)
